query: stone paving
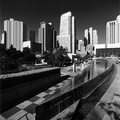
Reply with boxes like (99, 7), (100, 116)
(84, 63), (120, 120)
(0, 75), (72, 120)
(0, 62), (89, 120)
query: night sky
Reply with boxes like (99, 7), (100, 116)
(1, 0), (120, 44)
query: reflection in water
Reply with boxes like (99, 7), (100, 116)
(59, 59), (111, 97)
(73, 59), (110, 88)
(53, 59), (112, 120)
(71, 59), (113, 120)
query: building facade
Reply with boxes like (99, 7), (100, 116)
(38, 22), (56, 53)
(84, 27), (98, 45)
(1, 31), (6, 45)
(53, 30), (57, 49)
(4, 18), (27, 51)
(28, 30), (35, 42)
(23, 41), (42, 54)
(106, 15), (120, 44)
(57, 11), (76, 54)
(106, 21), (117, 44)
(78, 40), (85, 51)
(117, 15), (120, 43)
(93, 30), (98, 45)
(84, 29), (89, 43)
(89, 27), (93, 45)
(94, 43), (120, 57)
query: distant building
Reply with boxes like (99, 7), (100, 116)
(4, 18), (27, 51)
(28, 30), (35, 42)
(94, 43), (120, 57)
(1, 31), (6, 45)
(89, 27), (93, 45)
(57, 11), (76, 54)
(117, 15), (120, 43)
(38, 22), (56, 53)
(76, 39), (87, 55)
(23, 41), (42, 54)
(84, 29), (89, 43)
(106, 15), (120, 44)
(53, 30), (57, 49)
(106, 21), (117, 44)
(78, 40), (84, 51)
(93, 30), (98, 45)
(84, 27), (98, 45)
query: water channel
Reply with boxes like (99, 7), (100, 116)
(59, 59), (111, 95)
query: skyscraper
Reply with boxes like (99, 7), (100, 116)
(89, 27), (93, 45)
(106, 15), (120, 44)
(57, 11), (76, 54)
(106, 21), (117, 44)
(38, 22), (56, 53)
(84, 27), (98, 45)
(53, 30), (57, 49)
(84, 29), (89, 42)
(93, 30), (98, 45)
(116, 15), (120, 43)
(28, 30), (35, 42)
(4, 18), (27, 51)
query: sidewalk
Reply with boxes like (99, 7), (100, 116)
(84, 63), (120, 120)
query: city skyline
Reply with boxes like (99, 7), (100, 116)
(1, 0), (120, 44)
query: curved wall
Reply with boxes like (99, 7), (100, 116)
(35, 60), (115, 120)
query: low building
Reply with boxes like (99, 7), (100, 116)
(23, 41), (42, 54)
(94, 43), (120, 57)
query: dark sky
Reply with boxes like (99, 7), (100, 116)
(0, 0), (120, 44)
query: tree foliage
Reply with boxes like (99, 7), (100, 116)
(43, 46), (71, 66)
(0, 45), (36, 74)
(0, 56), (19, 74)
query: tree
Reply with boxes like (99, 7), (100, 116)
(23, 47), (30, 56)
(4, 45), (23, 61)
(0, 56), (19, 74)
(23, 54), (36, 64)
(52, 46), (71, 66)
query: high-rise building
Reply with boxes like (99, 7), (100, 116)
(89, 27), (93, 45)
(106, 15), (120, 44)
(38, 22), (56, 53)
(93, 30), (98, 45)
(28, 30), (35, 42)
(53, 30), (57, 49)
(4, 18), (27, 51)
(84, 27), (98, 45)
(57, 11), (76, 54)
(84, 29), (89, 42)
(106, 21), (117, 44)
(116, 15), (120, 43)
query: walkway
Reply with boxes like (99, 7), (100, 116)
(0, 62), (89, 120)
(0, 76), (71, 120)
(84, 63), (120, 120)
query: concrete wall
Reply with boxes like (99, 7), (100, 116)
(35, 61), (114, 120)
(0, 67), (60, 113)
